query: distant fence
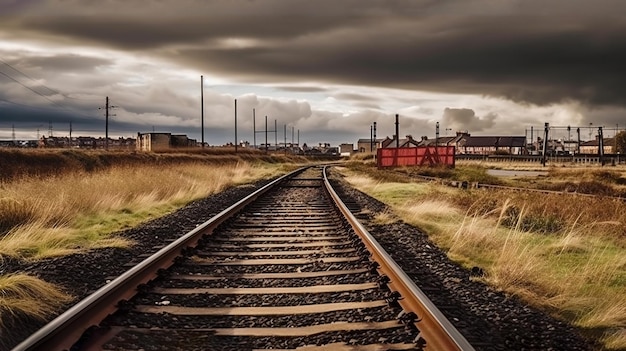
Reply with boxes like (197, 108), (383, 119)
(377, 146), (455, 168)
(456, 154), (625, 165)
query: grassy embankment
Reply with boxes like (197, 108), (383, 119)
(0, 148), (299, 330)
(339, 161), (626, 350)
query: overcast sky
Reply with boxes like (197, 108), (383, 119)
(1, 0), (625, 146)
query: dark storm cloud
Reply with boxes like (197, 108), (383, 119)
(172, 15), (626, 107)
(442, 108), (496, 132)
(0, 0), (42, 13)
(275, 86), (328, 93)
(2, 0), (626, 108)
(18, 54), (112, 72)
(0, 103), (102, 130)
(333, 93), (381, 102)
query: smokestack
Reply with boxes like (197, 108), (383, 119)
(395, 114), (399, 148)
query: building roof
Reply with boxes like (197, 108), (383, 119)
(357, 138), (385, 144)
(463, 136), (526, 147)
(580, 137), (615, 146)
(383, 137), (420, 148)
(419, 136), (457, 146)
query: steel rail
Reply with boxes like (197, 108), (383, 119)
(12, 167), (306, 351)
(323, 166), (475, 351)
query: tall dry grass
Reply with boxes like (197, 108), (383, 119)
(0, 161), (285, 259)
(0, 273), (72, 323)
(338, 166), (626, 350)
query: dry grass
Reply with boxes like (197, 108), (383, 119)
(338, 166), (626, 350)
(0, 155), (294, 344)
(0, 161), (286, 260)
(0, 273), (72, 328)
(371, 210), (399, 226)
(603, 330), (626, 350)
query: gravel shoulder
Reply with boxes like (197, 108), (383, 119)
(0, 180), (271, 350)
(1, 172), (598, 350)
(327, 169), (597, 351)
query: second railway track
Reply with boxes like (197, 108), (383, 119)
(15, 166), (472, 351)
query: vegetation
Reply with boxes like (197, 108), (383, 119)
(387, 159), (626, 197)
(338, 163), (626, 350)
(0, 273), (72, 332)
(0, 149), (298, 333)
(0, 148), (303, 182)
(0, 158), (290, 259)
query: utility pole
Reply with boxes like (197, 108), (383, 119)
(253, 109), (256, 149)
(291, 126), (294, 146)
(373, 122), (377, 153)
(615, 124), (618, 153)
(99, 96), (116, 150)
(567, 125), (571, 143)
(48, 121), (53, 137)
(201, 75), (205, 148)
(297, 129), (300, 147)
(274, 119), (277, 151)
(395, 114), (399, 148)
(265, 115), (268, 153)
(577, 127), (581, 154)
(435, 121), (441, 160)
(284, 124), (287, 154)
(599, 126), (604, 166)
(542, 122), (549, 166)
(234, 99), (238, 152)
(373, 121), (377, 159)
(105, 96), (109, 150)
(370, 124), (373, 152)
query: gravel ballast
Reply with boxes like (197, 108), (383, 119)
(1, 171), (598, 350)
(328, 169), (597, 351)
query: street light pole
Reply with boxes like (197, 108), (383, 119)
(201, 76), (204, 148)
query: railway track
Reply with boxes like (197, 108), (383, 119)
(14, 166), (473, 351)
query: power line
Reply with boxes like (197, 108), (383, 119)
(0, 71), (67, 109)
(0, 71), (99, 120)
(0, 58), (98, 101)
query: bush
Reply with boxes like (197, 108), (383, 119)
(501, 206), (564, 234)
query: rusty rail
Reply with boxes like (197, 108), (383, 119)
(323, 166), (475, 351)
(12, 168), (305, 351)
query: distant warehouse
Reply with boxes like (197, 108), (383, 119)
(136, 132), (197, 151)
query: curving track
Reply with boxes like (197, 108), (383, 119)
(14, 166), (473, 351)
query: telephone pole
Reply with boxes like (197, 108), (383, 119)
(105, 96), (109, 149)
(99, 96), (117, 150)
(201, 75), (205, 148)
(234, 99), (238, 152)
(274, 119), (277, 150)
(253, 108), (256, 149)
